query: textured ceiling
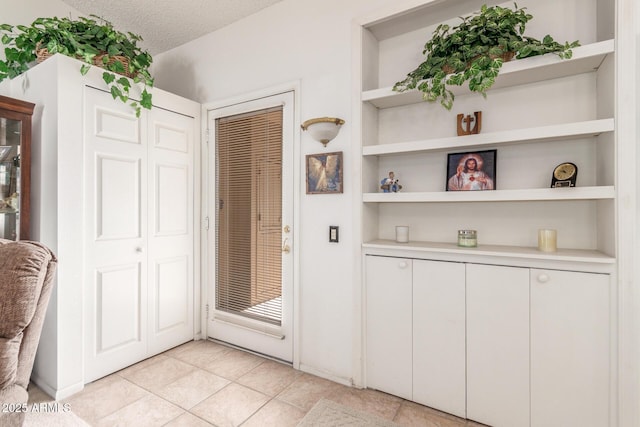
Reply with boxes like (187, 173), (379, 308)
(60, 0), (284, 54)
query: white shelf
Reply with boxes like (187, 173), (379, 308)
(363, 239), (615, 265)
(363, 186), (615, 203)
(363, 119), (614, 156)
(362, 40), (614, 109)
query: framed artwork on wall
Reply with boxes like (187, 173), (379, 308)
(446, 149), (496, 191)
(306, 151), (343, 194)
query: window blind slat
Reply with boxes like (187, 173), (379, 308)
(216, 107), (283, 326)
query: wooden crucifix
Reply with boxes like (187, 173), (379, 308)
(456, 111), (482, 136)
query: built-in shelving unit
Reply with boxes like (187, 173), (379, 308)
(356, 0), (616, 263)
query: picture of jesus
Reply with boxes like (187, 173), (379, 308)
(447, 150), (496, 191)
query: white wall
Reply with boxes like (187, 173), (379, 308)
(152, 0), (394, 383)
(1, 0), (392, 385)
(0, 0), (80, 25)
(0, 0), (83, 65)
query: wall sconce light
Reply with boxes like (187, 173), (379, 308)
(301, 117), (345, 147)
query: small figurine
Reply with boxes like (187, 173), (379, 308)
(7, 193), (19, 210)
(381, 171), (402, 193)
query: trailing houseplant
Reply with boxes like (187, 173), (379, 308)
(393, 3), (580, 110)
(0, 15), (153, 116)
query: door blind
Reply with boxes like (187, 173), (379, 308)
(215, 106), (283, 325)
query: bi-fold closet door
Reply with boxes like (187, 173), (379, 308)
(83, 87), (195, 382)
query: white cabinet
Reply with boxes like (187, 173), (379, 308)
(466, 264), (530, 427)
(365, 253), (613, 426)
(365, 255), (465, 410)
(413, 259), (465, 418)
(365, 255), (412, 400)
(4, 54), (200, 398)
(530, 269), (611, 427)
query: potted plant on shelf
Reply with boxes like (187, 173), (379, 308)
(392, 3), (580, 110)
(0, 15), (153, 116)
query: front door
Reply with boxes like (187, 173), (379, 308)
(207, 91), (294, 362)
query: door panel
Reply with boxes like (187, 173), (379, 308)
(95, 155), (141, 239)
(466, 263), (530, 427)
(208, 90), (294, 362)
(94, 107), (140, 144)
(530, 270), (610, 427)
(154, 123), (189, 153)
(147, 107), (195, 354)
(155, 164), (188, 235)
(413, 260), (466, 418)
(155, 256), (189, 332)
(84, 88), (148, 382)
(96, 263), (142, 352)
(365, 255), (412, 400)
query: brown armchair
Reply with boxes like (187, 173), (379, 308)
(0, 239), (56, 427)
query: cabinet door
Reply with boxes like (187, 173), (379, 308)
(413, 260), (466, 418)
(365, 255), (412, 400)
(0, 95), (34, 241)
(466, 264), (530, 427)
(531, 270), (610, 427)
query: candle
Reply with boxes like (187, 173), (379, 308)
(458, 229), (477, 247)
(538, 229), (557, 252)
(395, 226), (409, 243)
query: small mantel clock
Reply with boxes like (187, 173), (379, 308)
(551, 162), (578, 188)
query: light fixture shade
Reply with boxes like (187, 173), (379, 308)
(301, 117), (345, 146)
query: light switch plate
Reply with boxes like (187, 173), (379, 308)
(329, 226), (339, 243)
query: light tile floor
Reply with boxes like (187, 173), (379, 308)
(28, 340), (486, 426)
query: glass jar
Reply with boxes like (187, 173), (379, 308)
(458, 229), (477, 247)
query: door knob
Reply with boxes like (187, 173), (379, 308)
(136, 247), (144, 253)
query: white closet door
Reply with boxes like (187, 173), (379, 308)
(84, 87), (149, 382)
(83, 87), (195, 382)
(146, 106), (195, 354)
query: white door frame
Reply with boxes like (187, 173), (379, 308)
(201, 81), (301, 367)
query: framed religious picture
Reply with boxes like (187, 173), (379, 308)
(446, 149), (497, 191)
(306, 151), (343, 194)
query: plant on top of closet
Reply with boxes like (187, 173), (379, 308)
(392, 3), (580, 110)
(0, 15), (154, 117)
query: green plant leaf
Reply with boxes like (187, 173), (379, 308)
(117, 76), (131, 90)
(140, 89), (152, 110)
(102, 71), (116, 84)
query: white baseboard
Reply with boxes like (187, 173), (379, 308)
(30, 375), (84, 400)
(298, 364), (353, 387)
